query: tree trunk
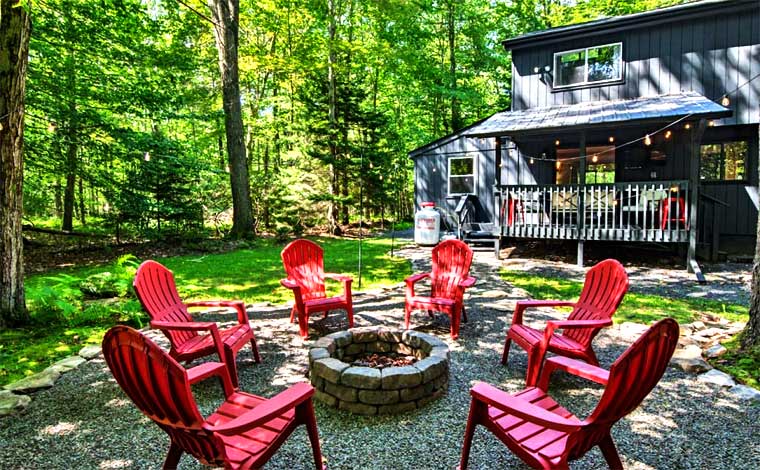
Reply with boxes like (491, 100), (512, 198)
(78, 174), (85, 225)
(447, 0), (461, 132)
(327, 0), (341, 236)
(743, 128), (760, 348)
(0, 0), (31, 327)
(208, 0), (254, 239)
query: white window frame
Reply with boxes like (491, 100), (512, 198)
(553, 42), (623, 89)
(447, 156), (477, 196)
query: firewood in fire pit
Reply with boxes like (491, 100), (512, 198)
(351, 353), (417, 369)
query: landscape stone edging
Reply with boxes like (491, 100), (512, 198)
(309, 328), (449, 415)
(0, 344), (102, 417)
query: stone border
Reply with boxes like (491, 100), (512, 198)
(308, 328), (449, 415)
(1, 345), (102, 417)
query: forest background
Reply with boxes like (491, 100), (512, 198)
(21, 0), (685, 240)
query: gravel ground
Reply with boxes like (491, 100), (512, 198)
(1, 243), (758, 469)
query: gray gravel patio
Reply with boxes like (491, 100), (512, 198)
(1, 244), (758, 469)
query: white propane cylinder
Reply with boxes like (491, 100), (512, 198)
(414, 202), (441, 246)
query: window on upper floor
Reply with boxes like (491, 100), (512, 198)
(554, 43), (623, 88)
(448, 156), (476, 195)
(700, 141), (748, 182)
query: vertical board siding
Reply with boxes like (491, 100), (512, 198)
(510, 9), (759, 125)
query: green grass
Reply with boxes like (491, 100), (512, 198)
(710, 336), (760, 389)
(0, 236), (410, 387)
(500, 270), (748, 325)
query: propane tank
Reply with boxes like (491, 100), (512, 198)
(414, 202), (441, 246)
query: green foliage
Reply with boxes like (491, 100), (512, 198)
(500, 270), (747, 325)
(710, 335), (760, 390)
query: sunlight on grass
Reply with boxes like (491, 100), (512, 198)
(710, 335), (760, 389)
(501, 270), (747, 325)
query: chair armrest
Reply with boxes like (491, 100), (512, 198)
(280, 278), (299, 289)
(537, 356), (610, 391)
(206, 383), (315, 434)
(186, 361), (235, 397)
(186, 300), (250, 325)
(543, 319), (613, 343)
(324, 273), (352, 283)
(280, 279), (305, 308)
(511, 300), (576, 325)
(459, 276), (476, 288)
(470, 382), (581, 432)
(405, 272), (430, 299)
(150, 320), (217, 331)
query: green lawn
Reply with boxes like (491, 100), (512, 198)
(1, 236), (411, 387)
(500, 270), (747, 325)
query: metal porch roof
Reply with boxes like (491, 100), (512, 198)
(465, 92), (731, 137)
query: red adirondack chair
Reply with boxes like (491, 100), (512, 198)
(280, 239), (354, 338)
(460, 318), (679, 470)
(133, 260), (260, 388)
(102, 326), (325, 470)
(502, 258), (628, 386)
(404, 239), (477, 340)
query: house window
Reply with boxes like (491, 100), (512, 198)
(700, 141), (748, 181)
(554, 43), (622, 88)
(448, 156), (476, 194)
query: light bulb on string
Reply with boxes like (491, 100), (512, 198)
(379, 174), (383, 181)
(721, 96), (730, 106)
(665, 130), (672, 139)
(708, 120), (715, 127)
(644, 134), (652, 146)
(0, 121), (4, 131)
(555, 160), (561, 170)
(225, 165), (230, 173)
(369, 162), (374, 169)
(684, 123), (691, 130)
(554, 139), (560, 146)
(529, 157), (534, 165)
(592, 154), (598, 163)
(144, 152), (150, 161)
(608, 136), (615, 143)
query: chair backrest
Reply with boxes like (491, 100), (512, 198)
(102, 326), (226, 466)
(281, 239), (327, 302)
(133, 260), (196, 346)
(569, 318), (679, 458)
(563, 259), (629, 345)
(430, 239), (473, 299)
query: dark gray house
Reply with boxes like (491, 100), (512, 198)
(410, 0), (759, 276)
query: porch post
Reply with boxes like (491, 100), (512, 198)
(687, 119), (706, 275)
(494, 136), (503, 257)
(577, 132), (587, 267)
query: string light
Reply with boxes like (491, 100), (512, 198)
(0, 121), (3, 131)
(143, 152), (150, 161)
(554, 139), (560, 146)
(664, 130), (672, 139)
(608, 136), (615, 143)
(48, 122), (56, 132)
(591, 154), (598, 163)
(684, 123), (691, 130)
(644, 134), (652, 146)
(225, 165), (230, 173)
(708, 120), (715, 126)
(529, 157), (534, 165)
(555, 161), (561, 169)
(721, 96), (730, 106)
(369, 162), (374, 169)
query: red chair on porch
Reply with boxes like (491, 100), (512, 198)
(501, 259), (628, 386)
(404, 239), (477, 340)
(280, 239), (354, 338)
(133, 260), (260, 389)
(460, 318), (679, 470)
(659, 196), (687, 229)
(102, 326), (325, 470)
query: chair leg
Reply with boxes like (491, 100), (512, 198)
(163, 441), (183, 470)
(501, 336), (512, 365)
(586, 348), (600, 367)
(525, 346), (545, 387)
(298, 308), (309, 339)
(458, 397), (482, 470)
(462, 305), (468, 323)
(290, 306), (297, 323)
(224, 347), (240, 389)
(451, 306), (461, 340)
(404, 302), (412, 330)
(599, 433), (624, 470)
(250, 336), (261, 364)
(346, 303), (354, 329)
(298, 400), (326, 470)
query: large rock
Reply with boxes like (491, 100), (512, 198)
(671, 357), (712, 374)
(47, 356), (86, 374)
(311, 358), (349, 384)
(4, 369), (60, 393)
(697, 369), (736, 388)
(727, 385), (760, 403)
(381, 366), (422, 390)
(341, 367), (382, 390)
(78, 345), (102, 360)
(0, 391), (31, 417)
(703, 344), (727, 359)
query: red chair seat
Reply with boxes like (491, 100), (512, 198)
(461, 319), (680, 470)
(404, 240), (476, 340)
(281, 239), (354, 338)
(508, 324), (586, 354)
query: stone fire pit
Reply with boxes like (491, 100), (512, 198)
(308, 327), (450, 415)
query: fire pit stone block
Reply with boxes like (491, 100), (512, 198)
(309, 327), (450, 415)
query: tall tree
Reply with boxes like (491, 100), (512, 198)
(208, 0), (254, 238)
(0, 0), (31, 327)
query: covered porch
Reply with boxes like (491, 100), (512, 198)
(466, 92), (732, 277)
